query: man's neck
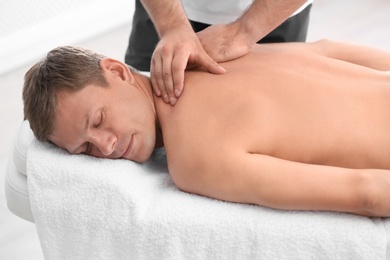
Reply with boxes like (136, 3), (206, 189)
(133, 72), (164, 148)
(155, 120), (164, 148)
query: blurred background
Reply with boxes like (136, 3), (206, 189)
(1, 0), (390, 259)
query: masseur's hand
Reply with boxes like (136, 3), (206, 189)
(150, 27), (226, 106)
(197, 22), (255, 63)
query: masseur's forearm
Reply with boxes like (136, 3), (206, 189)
(140, 0), (192, 37)
(235, 0), (307, 43)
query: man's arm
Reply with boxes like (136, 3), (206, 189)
(267, 40), (390, 71)
(140, 0), (226, 105)
(197, 0), (307, 62)
(284, 40), (390, 71)
(170, 152), (390, 217)
(313, 39), (390, 71)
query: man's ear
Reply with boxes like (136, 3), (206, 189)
(100, 58), (134, 84)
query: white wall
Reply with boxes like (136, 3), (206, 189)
(0, 0), (134, 76)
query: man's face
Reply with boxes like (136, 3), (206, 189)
(49, 79), (157, 163)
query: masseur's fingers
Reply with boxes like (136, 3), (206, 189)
(151, 51), (180, 106)
(170, 49), (226, 105)
(169, 50), (226, 106)
(161, 52), (175, 104)
(191, 50), (226, 75)
(151, 46), (176, 104)
(150, 54), (163, 97)
(150, 28), (226, 106)
(150, 36), (187, 105)
(171, 51), (192, 101)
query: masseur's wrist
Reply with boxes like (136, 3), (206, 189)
(157, 16), (193, 38)
(230, 18), (261, 47)
(234, 0), (308, 43)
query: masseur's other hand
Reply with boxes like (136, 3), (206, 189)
(151, 28), (226, 106)
(197, 23), (255, 63)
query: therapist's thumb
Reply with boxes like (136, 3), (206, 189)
(195, 52), (226, 74)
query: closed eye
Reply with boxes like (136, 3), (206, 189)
(94, 110), (104, 128)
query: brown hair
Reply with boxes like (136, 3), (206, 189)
(23, 46), (109, 141)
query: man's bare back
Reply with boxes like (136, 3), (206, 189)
(156, 41), (390, 215)
(157, 41), (390, 169)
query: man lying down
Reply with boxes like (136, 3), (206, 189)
(23, 40), (390, 217)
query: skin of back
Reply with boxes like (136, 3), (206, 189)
(155, 41), (390, 216)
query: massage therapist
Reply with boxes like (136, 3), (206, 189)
(125, 0), (313, 105)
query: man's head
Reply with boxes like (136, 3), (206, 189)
(23, 46), (108, 141)
(23, 46), (158, 162)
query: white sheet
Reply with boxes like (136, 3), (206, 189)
(27, 140), (390, 260)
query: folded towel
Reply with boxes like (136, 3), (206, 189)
(27, 140), (390, 260)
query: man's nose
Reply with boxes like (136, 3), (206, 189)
(90, 130), (117, 156)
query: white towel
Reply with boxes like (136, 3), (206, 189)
(27, 140), (390, 260)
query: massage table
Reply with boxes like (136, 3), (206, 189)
(5, 120), (390, 259)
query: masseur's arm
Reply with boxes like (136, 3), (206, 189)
(140, 0), (226, 105)
(171, 153), (390, 217)
(197, 0), (307, 63)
